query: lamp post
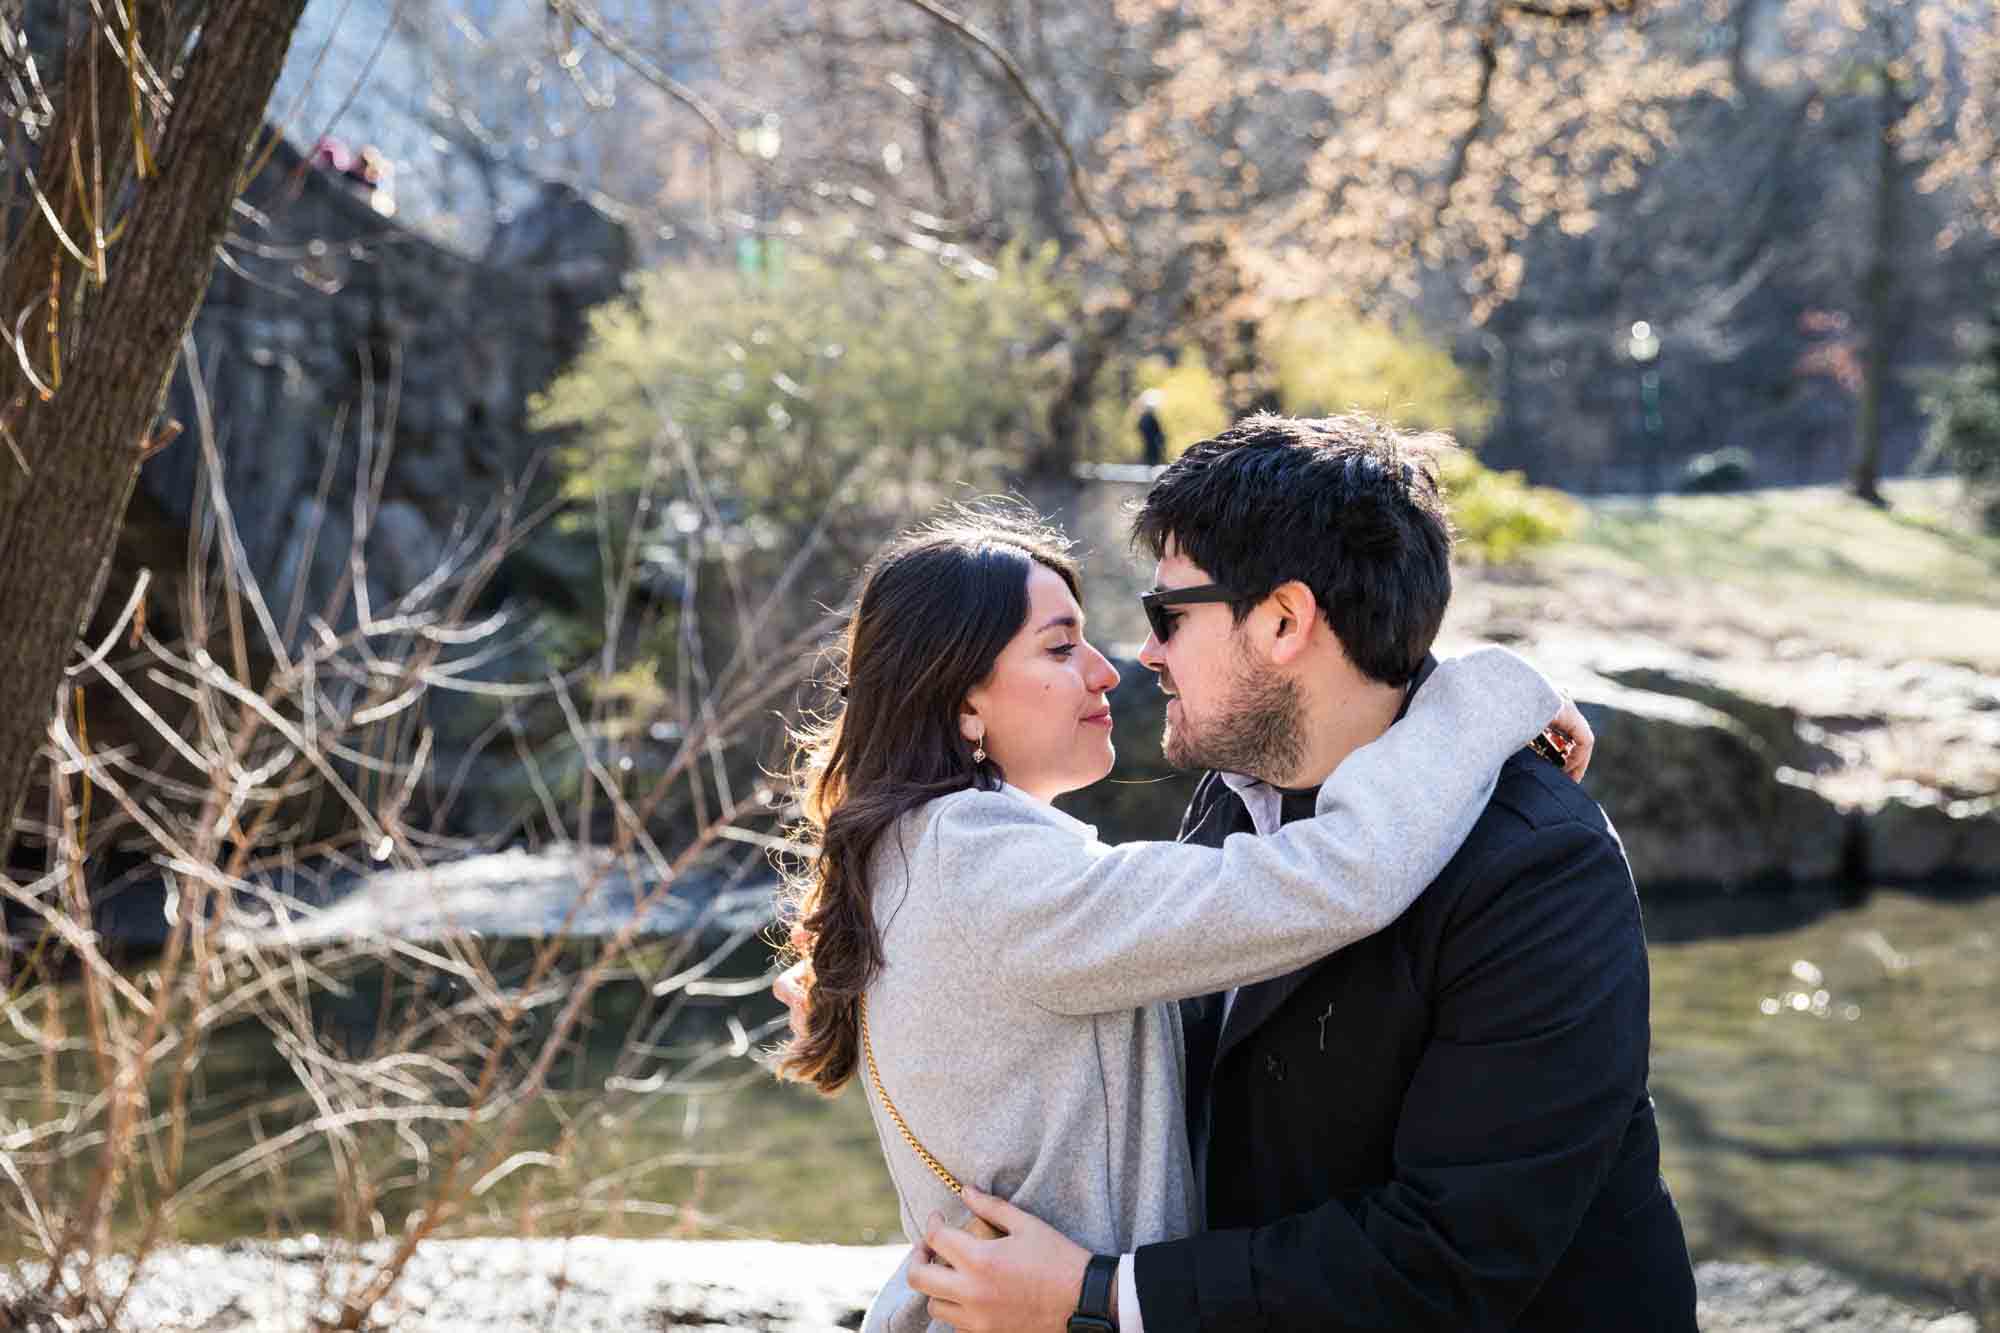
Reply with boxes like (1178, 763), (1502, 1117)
(735, 113), (782, 278)
(1627, 320), (1663, 495)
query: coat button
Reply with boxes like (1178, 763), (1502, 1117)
(1265, 1053), (1286, 1081)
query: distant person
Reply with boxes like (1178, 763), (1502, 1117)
(310, 135), (353, 176)
(772, 482), (1593, 1331)
(353, 145), (396, 217)
(309, 136), (395, 216)
(1137, 389), (1167, 468)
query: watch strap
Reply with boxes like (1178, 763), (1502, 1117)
(1067, 1253), (1119, 1332)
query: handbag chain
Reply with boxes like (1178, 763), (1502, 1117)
(858, 993), (964, 1196)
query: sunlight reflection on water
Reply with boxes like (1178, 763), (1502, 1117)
(1646, 886), (1999, 1319)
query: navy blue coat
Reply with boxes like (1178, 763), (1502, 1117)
(1133, 738), (1698, 1332)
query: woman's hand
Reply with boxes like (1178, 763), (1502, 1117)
(1545, 694), (1595, 782)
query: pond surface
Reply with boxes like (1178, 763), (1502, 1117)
(3, 886), (1993, 1322)
(1644, 886), (1998, 1320)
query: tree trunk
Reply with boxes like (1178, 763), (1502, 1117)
(0, 0), (309, 867)
(1852, 46), (1907, 507)
(1038, 302), (1132, 477)
(1729, 0), (1766, 100)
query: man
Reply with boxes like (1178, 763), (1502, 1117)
(904, 413), (1697, 1331)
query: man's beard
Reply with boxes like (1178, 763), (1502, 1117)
(1162, 660), (1306, 783)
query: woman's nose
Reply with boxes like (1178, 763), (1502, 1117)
(1086, 643), (1120, 692)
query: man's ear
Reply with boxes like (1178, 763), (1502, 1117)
(1263, 581), (1320, 667)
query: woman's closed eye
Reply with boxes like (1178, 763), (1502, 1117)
(1049, 641), (1078, 658)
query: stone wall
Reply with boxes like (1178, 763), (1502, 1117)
(52, 138), (641, 853)
(140, 137), (632, 628)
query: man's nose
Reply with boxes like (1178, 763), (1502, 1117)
(1137, 631), (1165, 672)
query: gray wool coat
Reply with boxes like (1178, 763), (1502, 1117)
(855, 646), (1562, 1332)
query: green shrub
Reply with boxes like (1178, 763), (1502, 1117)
(1920, 311), (2000, 531)
(1438, 452), (1584, 563)
(1264, 301), (1496, 440)
(533, 240), (1071, 546)
(1263, 301), (1572, 560)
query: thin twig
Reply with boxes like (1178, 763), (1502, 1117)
(893, 0), (1123, 254)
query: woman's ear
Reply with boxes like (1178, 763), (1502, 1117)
(958, 704), (985, 746)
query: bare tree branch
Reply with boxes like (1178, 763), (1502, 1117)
(893, 0), (1124, 255)
(542, 0), (747, 181)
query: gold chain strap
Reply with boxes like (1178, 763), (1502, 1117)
(859, 994), (964, 1196)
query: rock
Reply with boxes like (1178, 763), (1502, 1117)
(1468, 629), (2000, 888)
(1862, 787), (2000, 882)
(370, 498), (447, 598)
(269, 847), (776, 946)
(1591, 663), (1837, 775)
(139, 137), (635, 639)
(1694, 1260), (1978, 1333)
(1572, 677), (1849, 891)
(0, 1237), (905, 1333)
(1, 1243), (1973, 1332)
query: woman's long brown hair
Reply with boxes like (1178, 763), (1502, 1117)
(776, 505), (1080, 1093)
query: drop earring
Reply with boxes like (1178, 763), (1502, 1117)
(972, 734), (987, 764)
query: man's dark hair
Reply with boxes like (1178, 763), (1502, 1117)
(1132, 412), (1456, 686)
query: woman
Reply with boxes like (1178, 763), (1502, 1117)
(776, 508), (1580, 1332)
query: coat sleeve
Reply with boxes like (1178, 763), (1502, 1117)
(931, 646), (1560, 1015)
(1130, 820), (1651, 1331)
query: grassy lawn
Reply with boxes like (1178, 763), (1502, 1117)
(1501, 479), (2000, 668)
(1555, 479), (2000, 608)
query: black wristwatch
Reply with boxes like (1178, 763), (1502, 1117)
(1067, 1253), (1119, 1332)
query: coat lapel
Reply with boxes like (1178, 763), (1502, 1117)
(1213, 967), (1320, 1070)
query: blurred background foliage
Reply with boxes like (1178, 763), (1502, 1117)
(1920, 306), (2000, 530)
(1265, 302), (1498, 442)
(534, 239), (1068, 550)
(1437, 453), (1587, 563)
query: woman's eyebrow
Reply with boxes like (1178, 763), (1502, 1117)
(1036, 614), (1081, 632)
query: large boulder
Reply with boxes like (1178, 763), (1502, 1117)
(144, 139), (634, 634)
(1573, 677), (1850, 891)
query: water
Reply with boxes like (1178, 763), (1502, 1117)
(1644, 887), (1999, 1320)
(3, 886), (1993, 1322)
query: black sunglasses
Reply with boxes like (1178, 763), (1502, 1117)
(1140, 583), (1240, 643)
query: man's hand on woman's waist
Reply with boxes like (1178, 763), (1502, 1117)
(908, 1187), (1107, 1332)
